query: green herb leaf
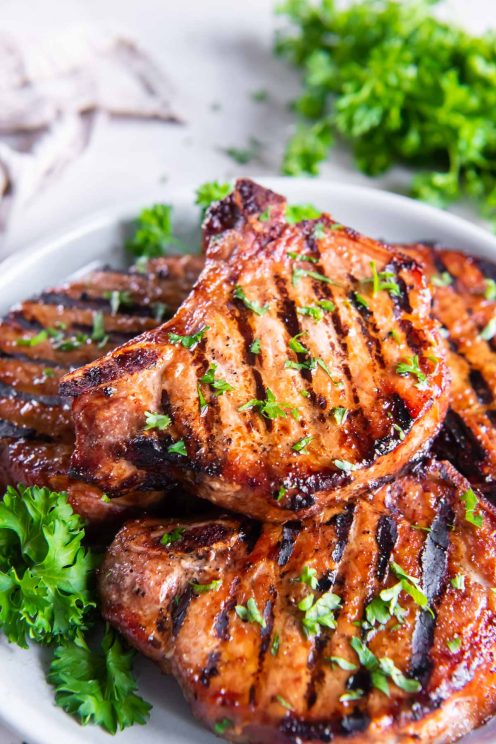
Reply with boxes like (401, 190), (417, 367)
(284, 203), (322, 224)
(446, 636), (461, 653)
(293, 268), (338, 286)
(195, 181), (232, 212)
(480, 318), (496, 341)
(485, 278), (496, 301)
(292, 435), (313, 453)
(238, 387), (299, 421)
(326, 656), (358, 671)
(271, 631), (280, 656)
(390, 561), (432, 614)
(250, 338), (261, 354)
(16, 329), (49, 347)
(332, 407), (349, 425)
(297, 565), (319, 590)
(235, 597), (266, 628)
(340, 690), (364, 703)
(91, 312), (107, 346)
(451, 573), (465, 591)
(461, 487), (484, 528)
(191, 579), (222, 594)
(103, 290), (133, 315)
(49, 627), (151, 734)
(298, 591), (341, 637)
(144, 411), (171, 431)
(431, 272), (453, 287)
(126, 204), (183, 258)
(396, 355), (427, 384)
(168, 325), (210, 349)
(233, 285), (270, 316)
(275, 694), (293, 711)
(167, 440), (187, 457)
(353, 292), (370, 309)
(287, 251), (318, 263)
(199, 362), (234, 396)
(334, 459), (356, 473)
(161, 527), (185, 546)
(213, 718), (233, 735)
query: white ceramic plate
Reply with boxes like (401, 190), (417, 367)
(1, 178), (496, 744)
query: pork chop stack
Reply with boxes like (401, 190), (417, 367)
(7, 179), (496, 742)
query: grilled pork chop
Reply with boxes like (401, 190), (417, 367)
(100, 458), (496, 743)
(62, 179), (449, 522)
(0, 255), (201, 528)
(401, 244), (496, 503)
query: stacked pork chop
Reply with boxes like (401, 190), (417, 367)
(6, 180), (496, 742)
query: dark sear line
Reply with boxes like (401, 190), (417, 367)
(37, 291), (159, 318)
(389, 259), (413, 315)
(171, 585), (194, 636)
(304, 509), (356, 711)
(375, 514), (398, 582)
(0, 418), (37, 439)
(398, 318), (426, 358)
(250, 585), (277, 707)
(434, 408), (487, 485)
(0, 379), (61, 407)
(213, 575), (241, 640)
(277, 521), (301, 566)
(0, 348), (71, 369)
(410, 500), (452, 685)
(469, 369), (494, 405)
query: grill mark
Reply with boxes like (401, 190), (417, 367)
(214, 576), (240, 640)
(199, 650), (220, 687)
(171, 585), (193, 636)
(410, 501), (452, 685)
(399, 319), (425, 357)
(193, 349), (215, 436)
(375, 515), (398, 581)
(469, 369), (493, 405)
(277, 521), (301, 566)
(390, 260), (413, 314)
(274, 274), (320, 407)
(0, 349), (70, 370)
(0, 379), (61, 407)
(38, 291), (158, 318)
(250, 587), (276, 707)
(0, 418), (37, 439)
(388, 392), (415, 432)
(434, 408), (486, 482)
(305, 507), (355, 711)
(240, 520), (263, 554)
(474, 256), (496, 283)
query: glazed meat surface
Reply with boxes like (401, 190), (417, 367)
(402, 244), (496, 503)
(0, 256), (200, 528)
(62, 180), (449, 522)
(100, 459), (496, 744)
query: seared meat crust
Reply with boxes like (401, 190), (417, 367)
(402, 244), (496, 503)
(100, 459), (496, 744)
(63, 180), (449, 521)
(0, 256), (200, 527)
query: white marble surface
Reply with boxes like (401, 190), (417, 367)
(1, 0), (494, 257)
(0, 0), (494, 741)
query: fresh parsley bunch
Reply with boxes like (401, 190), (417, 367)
(0, 485), (151, 734)
(0, 485), (94, 647)
(276, 0), (496, 226)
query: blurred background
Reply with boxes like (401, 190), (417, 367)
(0, 0), (493, 252)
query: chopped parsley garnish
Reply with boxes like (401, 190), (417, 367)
(451, 573), (465, 591)
(275, 694), (293, 711)
(276, 485), (288, 501)
(191, 579), (222, 594)
(292, 435), (313, 453)
(340, 690), (364, 703)
(238, 387), (299, 420)
(288, 332), (309, 355)
(101, 494), (111, 503)
(298, 591), (341, 637)
(53, 333), (90, 352)
(390, 561), (432, 614)
(195, 181), (232, 212)
(485, 278), (496, 301)
(297, 299), (335, 321)
(144, 411), (171, 431)
(233, 285), (270, 316)
(103, 289), (133, 315)
(292, 268), (337, 286)
(480, 317), (496, 341)
(389, 328), (401, 344)
(43, 367), (55, 377)
(287, 251), (318, 263)
(297, 565), (319, 590)
(153, 302), (167, 322)
(271, 631), (281, 656)
(284, 203), (322, 224)
(300, 389), (310, 398)
(91, 311), (108, 346)
(334, 459), (356, 473)
(326, 656), (357, 671)
(392, 423), (406, 440)
(126, 203), (183, 258)
(447, 636), (461, 653)
(16, 329), (49, 347)
(161, 527), (185, 546)
(250, 338), (261, 354)
(396, 355), (427, 384)
(167, 440), (187, 457)
(213, 718), (233, 735)
(199, 362), (234, 395)
(363, 261), (401, 297)
(461, 487), (484, 528)
(259, 207), (271, 222)
(353, 291), (370, 309)
(235, 597), (266, 628)
(313, 222), (326, 239)
(197, 384), (208, 416)
(332, 407), (348, 425)
(223, 137), (261, 165)
(431, 271), (453, 287)
(168, 325), (210, 349)
(350, 637), (421, 696)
